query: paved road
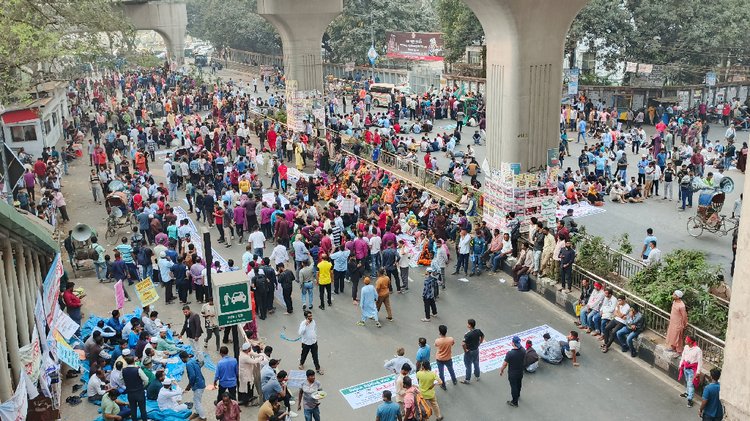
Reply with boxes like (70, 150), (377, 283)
(59, 117), (694, 421)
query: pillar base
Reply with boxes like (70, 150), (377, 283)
(721, 401), (750, 421)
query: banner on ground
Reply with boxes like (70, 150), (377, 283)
(173, 206), (229, 271)
(135, 277), (159, 307)
(339, 325), (567, 410)
(385, 32), (444, 61)
(42, 253), (63, 325)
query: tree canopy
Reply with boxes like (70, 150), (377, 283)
(0, 0), (130, 103)
(185, 0), (281, 55)
(567, 0), (750, 84)
(435, 0), (483, 64)
(324, 0), (437, 65)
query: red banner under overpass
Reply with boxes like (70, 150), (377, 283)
(385, 31), (444, 61)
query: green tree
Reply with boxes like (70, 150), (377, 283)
(435, 0), (484, 64)
(0, 0), (130, 102)
(624, 0), (750, 84)
(325, 0), (437, 65)
(186, 0), (281, 55)
(564, 0), (633, 72)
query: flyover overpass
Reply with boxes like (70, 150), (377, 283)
(118, 0), (187, 63)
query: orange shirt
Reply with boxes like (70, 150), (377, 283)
(434, 336), (455, 361)
(375, 276), (390, 297)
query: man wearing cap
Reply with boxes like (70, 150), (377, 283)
(499, 336), (526, 407)
(156, 328), (179, 354)
(238, 343), (263, 406)
(181, 351), (207, 421)
(157, 250), (175, 304)
(665, 290), (689, 353)
(577, 281), (605, 333)
(157, 378), (189, 412)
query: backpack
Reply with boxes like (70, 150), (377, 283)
(410, 389), (432, 420)
(169, 172), (179, 185)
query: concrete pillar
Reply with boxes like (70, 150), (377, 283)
(18, 248), (36, 337)
(4, 240), (29, 346)
(464, 0), (588, 171)
(720, 171), (750, 420)
(120, 2), (187, 65)
(258, 0), (343, 93)
(0, 249), (11, 400)
(0, 244), (22, 386)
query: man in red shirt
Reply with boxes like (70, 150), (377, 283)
(33, 158), (47, 185)
(62, 282), (83, 335)
(213, 203), (226, 243)
(267, 128), (277, 151)
(278, 162), (288, 193)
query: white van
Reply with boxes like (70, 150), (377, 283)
(369, 83), (412, 108)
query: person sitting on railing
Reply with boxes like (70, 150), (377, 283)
(615, 304), (645, 357)
(600, 295), (630, 353)
(577, 281), (605, 334)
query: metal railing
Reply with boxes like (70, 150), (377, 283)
(344, 140), (484, 215)
(570, 266), (725, 365)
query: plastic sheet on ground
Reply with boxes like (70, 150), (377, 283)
(92, 395), (191, 421)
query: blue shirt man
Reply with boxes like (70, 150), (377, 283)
(701, 375), (722, 419)
(416, 343), (431, 363)
(330, 249), (350, 272)
(376, 391), (401, 421)
(183, 353), (206, 390)
(214, 352), (238, 388)
(642, 230), (657, 258)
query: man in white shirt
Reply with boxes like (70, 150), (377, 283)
(157, 378), (189, 412)
(270, 243), (290, 267)
(492, 232), (514, 272)
(248, 226), (267, 259)
(562, 331), (581, 367)
(452, 228), (472, 277)
(644, 240), (661, 266)
(298, 311), (322, 373)
(593, 288), (618, 336)
(369, 234), (382, 278)
(87, 369), (108, 402)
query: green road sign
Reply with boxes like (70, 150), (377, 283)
(216, 282), (252, 327)
(218, 310), (253, 327)
(218, 283), (250, 313)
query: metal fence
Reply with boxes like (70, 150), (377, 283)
(569, 266), (725, 365)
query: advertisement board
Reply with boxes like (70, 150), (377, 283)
(385, 31), (444, 61)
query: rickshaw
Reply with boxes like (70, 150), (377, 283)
(104, 189), (134, 239)
(686, 177), (738, 237)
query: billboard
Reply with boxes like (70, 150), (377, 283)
(385, 31), (444, 61)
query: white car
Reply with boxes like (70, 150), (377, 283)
(230, 291), (247, 304)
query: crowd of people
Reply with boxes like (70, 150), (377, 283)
(39, 57), (728, 421)
(559, 97), (746, 214)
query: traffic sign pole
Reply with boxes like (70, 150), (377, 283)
(202, 227), (214, 300)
